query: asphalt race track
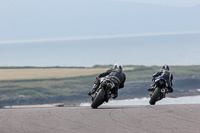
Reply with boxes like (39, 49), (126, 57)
(0, 104), (200, 133)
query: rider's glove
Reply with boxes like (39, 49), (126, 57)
(96, 76), (99, 79)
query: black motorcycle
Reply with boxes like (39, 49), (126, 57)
(90, 78), (115, 109)
(149, 78), (168, 105)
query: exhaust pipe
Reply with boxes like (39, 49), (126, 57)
(161, 88), (165, 93)
(106, 83), (112, 89)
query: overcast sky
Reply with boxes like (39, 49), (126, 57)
(113, 0), (200, 7)
(0, 0), (200, 67)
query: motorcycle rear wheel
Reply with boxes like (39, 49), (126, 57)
(149, 87), (160, 105)
(91, 89), (106, 109)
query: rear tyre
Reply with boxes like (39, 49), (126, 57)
(149, 87), (160, 105)
(91, 89), (106, 109)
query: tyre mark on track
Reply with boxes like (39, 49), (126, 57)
(45, 108), (91, 132)
(144, 105), (179, 133)
(45, 109), (73, 132)
(0, 110), (11, 121)
(122, 106), (157, 132)
(20, 113), (32, 133)
(20, 109), (63, 133)
(108, 108), (133, 132)
(149, 105), (200, 123)
(78, 111), (92, 132)
(121, 107), (144, 132)
(0, 110), (22, 133)
(148, 105), (200, 132)
(37, 109), (62, 132)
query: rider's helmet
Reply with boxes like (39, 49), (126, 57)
(162, 65), (169, 71)
(113, 63), (123, 70)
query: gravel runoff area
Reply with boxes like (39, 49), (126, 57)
(0, 104), (200, 133)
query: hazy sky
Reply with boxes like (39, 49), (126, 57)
(0, 0), (200, 67)
(113, 0), (200, 7)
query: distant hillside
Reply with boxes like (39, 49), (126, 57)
(0, 65), (200, 107)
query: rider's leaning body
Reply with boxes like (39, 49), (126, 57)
(88, 63), (126, 99)
(149, 65), (173, 93)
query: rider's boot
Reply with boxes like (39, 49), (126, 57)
(167, 86), (173, 93)
(148, 83), (155, 91)
(88, 84), (99, 96)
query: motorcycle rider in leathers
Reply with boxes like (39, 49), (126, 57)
(88, 63), (126, 99)
(148, 65), (174, 93)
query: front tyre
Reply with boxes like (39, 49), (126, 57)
(91, 89), (106, 109)
(149, 87), (160, 105)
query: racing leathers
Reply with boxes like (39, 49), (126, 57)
(88, 68), (126, 99)
(150, 69), (174, 93)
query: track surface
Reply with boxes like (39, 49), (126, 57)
(0, 104), (200, 133)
